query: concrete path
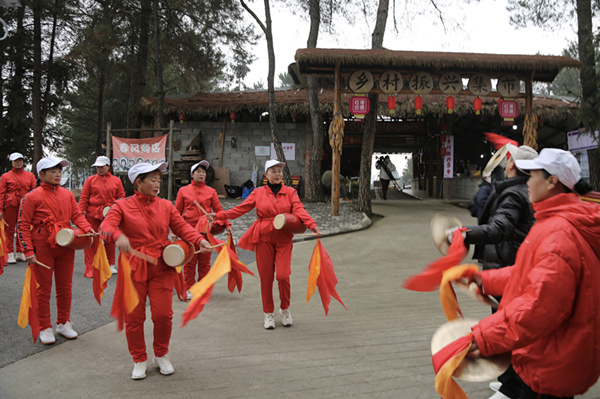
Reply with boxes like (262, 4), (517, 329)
(1, 198), (599, 398)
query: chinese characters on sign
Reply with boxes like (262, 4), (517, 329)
(111, 135), (167, 172)
(468, 73), (492, 96)
(378, 71), (403, 94)
(444, 135), (454, 179)
(499, 100), (519, 119)
(439, 72), (462, 95)
(270, 143), (296, 161)
(408, 72), (433, 95)
(349, 96), (370, 117)
(349, 70), (374, 93)
(496, 75), (519, 98)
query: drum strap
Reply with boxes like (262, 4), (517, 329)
(130, 196), (168, 280)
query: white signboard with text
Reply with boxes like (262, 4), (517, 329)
(270, 143), (295, 161)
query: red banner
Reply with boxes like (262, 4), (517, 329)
(111, 135), (167, 172)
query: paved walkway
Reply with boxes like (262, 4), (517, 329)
(1, 195), (599, 398)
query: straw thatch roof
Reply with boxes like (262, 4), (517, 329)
(294, 48), (582, 82)
(139, 87), (578, 123)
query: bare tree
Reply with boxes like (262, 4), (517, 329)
(357, 0), (389, 215)
(241, 0), (291, 184)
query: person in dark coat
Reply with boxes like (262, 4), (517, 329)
(451, 144), (538, 399)
(469, 149), (507, 224)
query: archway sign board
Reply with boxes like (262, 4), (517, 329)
(294, 48), (581, 215)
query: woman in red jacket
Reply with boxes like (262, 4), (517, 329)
(17, 157), (93, 345)
(175, 160), (231, 299)
(210, 160), (321, 330)
(100, 162), (211, 380)
(0, 152), (37, 264)
(469, 149), (600, 399)
(79, 156), (125, 277)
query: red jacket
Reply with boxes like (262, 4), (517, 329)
(175, 181), (229, 228)
(17, 182), (92, 257)
(473, 193), (600, 396)
(79, 172), (125, 220)
(216, 185), (316, 251)
(0, 168), (37, 209)
(99, 191), (206, 257)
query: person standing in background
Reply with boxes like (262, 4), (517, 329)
(0, 152), (37, 264)
(175, 160), (231, 300)
(376, 155), (396, 200)
(79, 156), (125, 275)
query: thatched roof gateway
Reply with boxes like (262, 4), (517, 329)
(294, 48), (582, 82)
(139, 87), (578, 123)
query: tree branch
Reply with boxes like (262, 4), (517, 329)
(240, 0), (267, 34)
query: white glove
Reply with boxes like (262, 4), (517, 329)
(447, 227), (466, 244)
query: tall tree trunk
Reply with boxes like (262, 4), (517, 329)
(96, 69), (106, 155)
(32, 0), (44, 173)
(42, 0), (58, 119)
(153, 0), (165, 129)
(576, 0), (600, 190)
(131, 0), (152, 131)
(357, 0), (388, 215)
(241, 0), (290, 184)
(307, 0), (324, 201)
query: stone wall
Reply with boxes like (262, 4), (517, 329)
(174, 121), (309, 186)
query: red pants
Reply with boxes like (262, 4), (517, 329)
(183, 251), (211, 291)
(84, 218), (116, 278)
(31, 241), (75, 330)
(4, 205), (24, 253)
(255, 240), (293, 313)
(125, 265), (175, 362)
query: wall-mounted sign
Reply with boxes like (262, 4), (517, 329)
(499, 100), (519, 119)
(444, 135), (454, 178)
(468, 73), (492, 96)
(439, 72), (462, 95)
(255, 146), (270, 156)
(349, 70), (374, 93)
(409, 72), (433, 94)
(270, 143), (296, 160)
(378, 71), (403, 94)
(349, 95), (370, 117)
(497, 75), (520, 97)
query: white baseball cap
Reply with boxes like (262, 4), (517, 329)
(91, 156), (111, 167)
(506, 144), (538, 173)
(37, 157), (69, 172)
(515, 148), (581, 191)
(190, 160), (209, 174)
(264, 159), (285, 173)
(9, 152), (24, 161)
(128, 162), (167, 183)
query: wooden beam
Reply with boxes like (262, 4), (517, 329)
(331, 63), (341, 216)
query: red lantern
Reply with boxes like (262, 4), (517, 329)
(446, 96), (455, 114)
(388, 96), (396, 111)
(440, 133), (447, 143)
(179, 113), (185, 123)
(291, 112), (298, 122)
(415, 95), (422, 115)
(538, 116), (544, 126)
(474, 97), (482, 115)
(440, 147), (447, 157)
(229, 110), (237, 123)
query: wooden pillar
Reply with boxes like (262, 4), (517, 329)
(106, 122), (112, 158)
(523, 76), (538, 150)
(329, 63), (343, 216)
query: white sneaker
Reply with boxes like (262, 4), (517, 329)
(131, 361), (147, 380)
(186, 291), (192, 301)
(39, 328), (55, 345)
(56, 321), (78, 339)
(153, 355), (174, 375)
(489, 382), (502, 392)
(279, 308), (293, 327)
(15, 252), (26, 262)
(109, 265), (117, 274)
(7, 253), (16, 264)
(487, 391), (513, 399)
(264, 313), (275, 330)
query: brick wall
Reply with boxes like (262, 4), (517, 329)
(175, 121), (309, 187)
